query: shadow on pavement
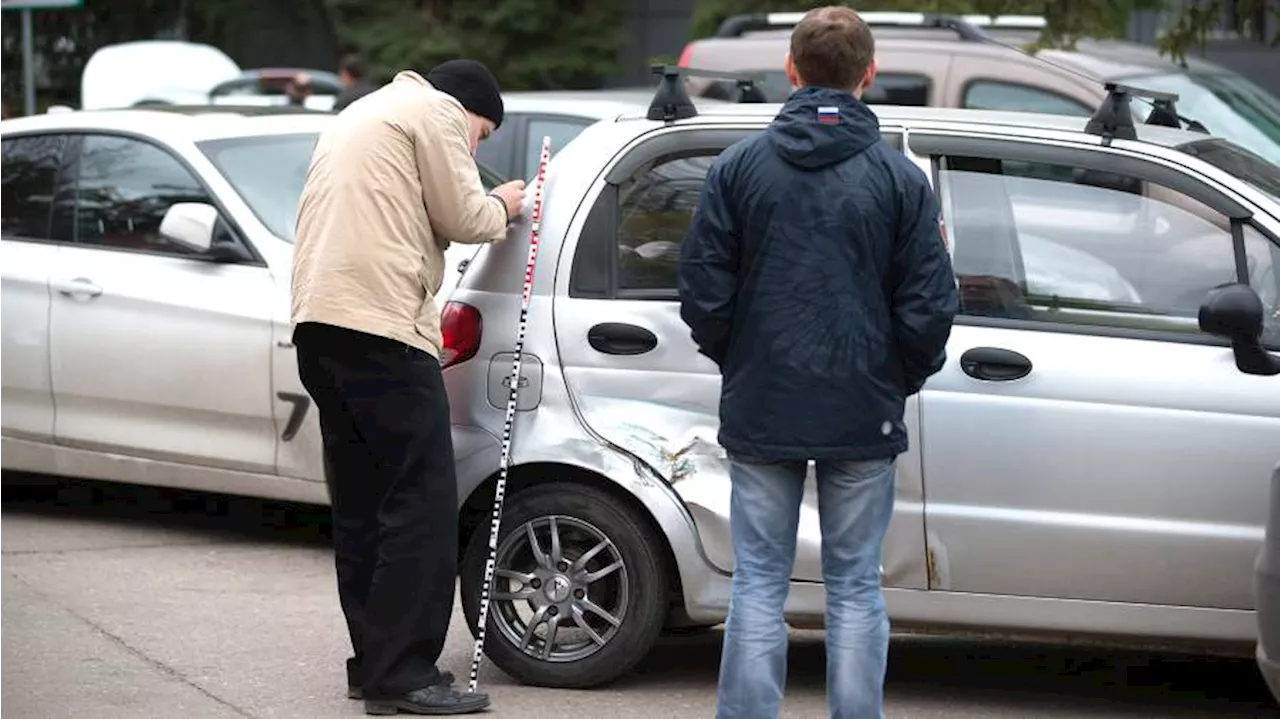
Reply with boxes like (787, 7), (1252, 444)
(5, 473), (1278, 716)
(627, 631), (1278, 715)
(1, 472), (333, 547)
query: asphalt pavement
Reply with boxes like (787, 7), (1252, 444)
(3, 474), (1277, 718)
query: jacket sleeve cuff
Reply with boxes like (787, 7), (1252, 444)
(488, 193), (510, 224)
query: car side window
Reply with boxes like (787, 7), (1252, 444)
(936, 153), (1280, 343)
(74, 135), (216, 257)
(863, 73), (931, 106)
(475, 116), (519, 180)
(615, 152), (719, 294)
(1, 134), (69, 241)
(962, 80), (1093, 117)
(524, 117), (592, 179)
(573, 135), (908, 299)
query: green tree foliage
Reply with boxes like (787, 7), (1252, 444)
(323, 0), (627, 91)
(1158, 0), (1279, 62)
(687, 0), (1276, 61)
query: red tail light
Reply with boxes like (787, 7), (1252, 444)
(677, 43), (694, 67)
(440, 301), (482, 369)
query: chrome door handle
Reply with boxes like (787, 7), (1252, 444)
(53, 277), (103, 299)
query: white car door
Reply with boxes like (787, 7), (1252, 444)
(49, 132), (277, 474)
(916, 131), (1280, 612)
(1, 133), (72, 443)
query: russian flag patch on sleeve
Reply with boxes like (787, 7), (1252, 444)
(817, 106), (840, 124)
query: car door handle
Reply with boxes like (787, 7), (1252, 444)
(587, 322), (658, 355)
(52, 277), (103, 299)
(960, 346), (1032, 381)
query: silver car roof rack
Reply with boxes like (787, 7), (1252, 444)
(713, 11), (1044, 41)
(647, 64), (766, 124)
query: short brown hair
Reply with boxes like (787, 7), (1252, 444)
(789, 6), (875, 91)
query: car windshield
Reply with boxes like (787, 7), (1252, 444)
(1177, 136), (1280, 207)
(197, 132), (505, 243)
(197, 132), (317, 242)
(1121, 71), (1280, 165)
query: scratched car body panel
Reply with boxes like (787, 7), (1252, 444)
(441, 89), (1280, 688)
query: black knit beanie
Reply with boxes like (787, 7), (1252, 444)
(425, 59), (504, 129)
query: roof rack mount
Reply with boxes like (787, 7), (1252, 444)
(715, 11), (1042, 41)
(1084, 82), (1196, 144)
(647, 64), (766, 124)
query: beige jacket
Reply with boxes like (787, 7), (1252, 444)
(291, 70), (510, 358)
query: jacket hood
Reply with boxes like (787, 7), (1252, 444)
(767, 86), (881, 170)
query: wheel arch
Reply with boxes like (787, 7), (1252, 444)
(457, 461), (703, 624)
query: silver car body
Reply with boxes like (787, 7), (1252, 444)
(6, 97), (1278, 684)
(446, 101), (1280, 658)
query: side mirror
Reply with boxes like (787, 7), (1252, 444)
(1198, 283), (1280, 376)
(160, 202), (218, 254)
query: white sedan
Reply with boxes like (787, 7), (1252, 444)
(0, 107), (498, 502)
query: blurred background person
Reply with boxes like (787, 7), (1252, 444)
(285, 72), (312, 107)
(334, 52), (375, 112)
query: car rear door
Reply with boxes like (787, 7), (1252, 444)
(48, 131), (278, 475)
(1, 133), (73, 444)
(914, 130), (1280, 613)
(551, 126), (933, 589)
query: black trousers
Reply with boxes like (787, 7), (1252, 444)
(293, 321), (457, 699)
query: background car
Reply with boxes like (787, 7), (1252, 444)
(1, 104), (504, 506)
(677, 12), (1280, 164)
(437, 80), (1280, 690)
(1260, 461), (1280, 701)
(476, 89), (731, 181)
(208, 68), (344, 111)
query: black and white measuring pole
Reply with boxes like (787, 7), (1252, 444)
(467, 135), (552, 695)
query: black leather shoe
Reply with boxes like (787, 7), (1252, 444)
(349, 672), (455, 700)
(364, 685), (489, 715)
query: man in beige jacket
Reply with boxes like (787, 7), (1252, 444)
(291, 59), (525, 716)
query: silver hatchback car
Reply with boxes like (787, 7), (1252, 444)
(442, 74), (1280, 689)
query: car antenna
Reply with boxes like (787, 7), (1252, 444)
(647, 64), (766, 124)
(970, 28), (1211, 138)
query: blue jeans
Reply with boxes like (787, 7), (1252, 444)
(715, 456), (896, 719)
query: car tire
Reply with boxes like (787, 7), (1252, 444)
(460, 482), (669, 689)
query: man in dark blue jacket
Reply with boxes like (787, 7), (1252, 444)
(678, 6), (958, 718)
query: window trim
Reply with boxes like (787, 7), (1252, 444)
(923, 133), (1280, 349)
(959, 77), (1095, 117)
(59, 129), (266, 267)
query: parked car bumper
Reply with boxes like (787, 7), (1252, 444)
(1258, 462), (1280, 702)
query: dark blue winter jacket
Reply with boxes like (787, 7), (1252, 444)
(677, 86), (958, 461)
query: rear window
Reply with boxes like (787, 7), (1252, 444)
(700, 70), (930, 106)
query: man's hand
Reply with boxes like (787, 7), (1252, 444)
(491, 180), (527, 222)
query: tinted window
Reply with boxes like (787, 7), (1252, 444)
(863, 73), (931, 106)
(76, 135), (213, 256)
(962, 80), (1092, 116)
(1, 134), (67, 240)
(524, 117), (592, 179)
(475, 116), (518, 179)
(936, 154), (1279, 343)
(709, 71), (930, 105)
(616, 153), (717, 293)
